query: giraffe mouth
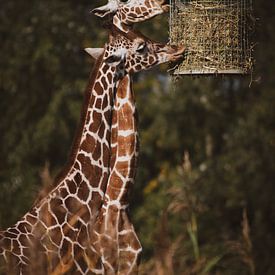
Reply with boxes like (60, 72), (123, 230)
(169, 45), (186, 62)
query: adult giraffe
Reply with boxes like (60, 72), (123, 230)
(0, 25), (184, 274)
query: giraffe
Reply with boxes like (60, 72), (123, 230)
(92, 0), (170, 32)
(0, 37), (116, 274)
(85, 26), (185, 274)
(0, 24), (184, 275)
(90, 1), (178, 273)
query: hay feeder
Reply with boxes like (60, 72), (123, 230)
(169, 0), (254, 75)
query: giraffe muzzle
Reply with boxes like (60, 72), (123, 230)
(169, 45), (186, 61)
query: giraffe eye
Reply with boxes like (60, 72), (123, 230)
(137, 43), (147, 54)
(119, 0), (128, 3)
(105, 55), (121, 64)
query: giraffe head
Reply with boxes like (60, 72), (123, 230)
(92, 0), (169, 28)
(85, 25), (185, 75)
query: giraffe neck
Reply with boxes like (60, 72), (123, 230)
(105, 74), (138, 208)
(0, 54), (120, 274)
(91, 75), (141, 274)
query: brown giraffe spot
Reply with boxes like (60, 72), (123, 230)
(135, 7), (142, 14)
(78, 155), (99, 182)
(67, 180), (77, 194)
(102, 64), (109, 74)
(149, 56), (154, 63)
(102, 76), (108, 90)
(116, 161), (130, 178)
(102, 93), (109, 109)
(89, 111), (102, 132)
(77, 181), (90, 202)
(128, 12), (137, 18)
(94, 82), (104, 95)
(107, 72), (112, 83)
(92, 165), (103, 186)
(49, 226), (62, 246)
(103, 142), (110, 167)
(74, 172), (82, 185)
(118, 135), (135, 156)
(98, 123), (105, 139)
(81, 134), (96, 154)
(95, 98), (102, 109)
(141, 6), (147, 12)
(135, 64), (142, 71)
(92, 142), (101, 161)
(12, 239), (21, 255)
(59, 187), (69, 198)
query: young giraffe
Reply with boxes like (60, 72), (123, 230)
(92, 0), (170, 33)
(0, 25), (183, 275)
(86, 26), (184, 274)
(90, 1), (180, 273)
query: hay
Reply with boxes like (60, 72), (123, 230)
(170, 0), (253, 75)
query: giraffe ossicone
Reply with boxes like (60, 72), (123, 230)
(85, 48), (105, 59)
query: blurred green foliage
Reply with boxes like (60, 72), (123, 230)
(0, 0), (275, 274)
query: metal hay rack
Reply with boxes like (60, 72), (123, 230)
(169, 0), (254, 75)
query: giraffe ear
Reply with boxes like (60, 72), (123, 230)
(92, 5), (116, 18)
(84, 48), (104, 60)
